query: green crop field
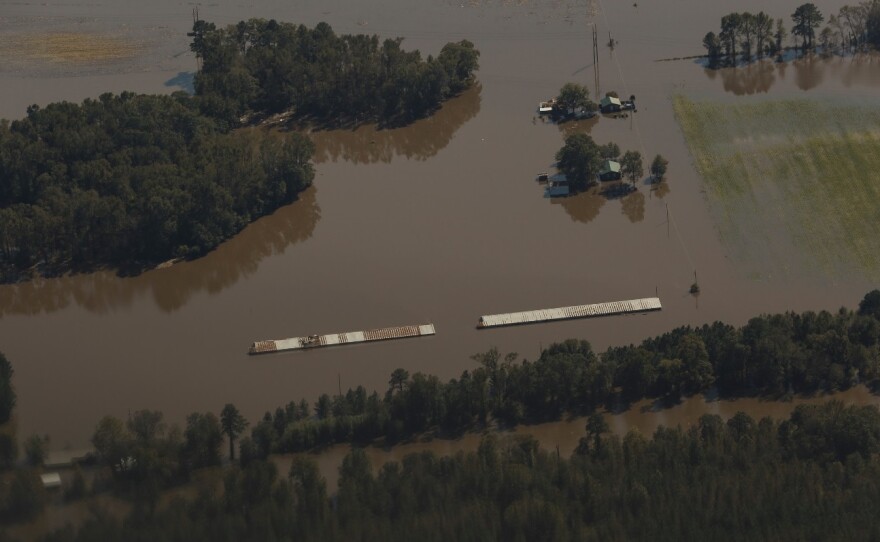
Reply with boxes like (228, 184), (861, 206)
(674, 95), (880, 280)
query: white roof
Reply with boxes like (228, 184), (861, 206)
(41, 472), (62, 489)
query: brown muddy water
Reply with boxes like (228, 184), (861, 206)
(1, 0), (879, 452)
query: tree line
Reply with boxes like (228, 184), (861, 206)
(3, 291), (880, 531)
(226, 291), (880, 457)
(33, 400), (880, 541)
(189, 18), (480, 126)
(0, 92), (314, 280)
(702, 1), (880, 65)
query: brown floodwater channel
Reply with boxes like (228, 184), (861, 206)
(1, 0), (879, 450)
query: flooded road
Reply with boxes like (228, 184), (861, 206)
(1, 0), (878, 449)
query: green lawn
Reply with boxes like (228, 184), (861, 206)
(674, 95), (880, 280)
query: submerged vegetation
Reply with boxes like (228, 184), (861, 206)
(674, 95), (880, 279)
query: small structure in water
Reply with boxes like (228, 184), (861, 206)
(544, 174), (570, 197)
(478, 297), (662, 328)
(538, 98), (557, 114)
(598, 160), (622, 182)
(249, 324), (436, 354)
(599, 95), (622, 113)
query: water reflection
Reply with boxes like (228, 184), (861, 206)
(0, 187), (320, 316)
(706, 53), (880, 95)
(553, 189), (606, 223)
(309, 84), (482, 164)
(620, 190), (645, 223)
(555, 115), (598, 138)
(793, 55), (824, 91)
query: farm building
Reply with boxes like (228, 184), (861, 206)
(598, 160), (622, 181)
(600, 96), (622, 113)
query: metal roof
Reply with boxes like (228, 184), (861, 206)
(600, 160), (621, 174)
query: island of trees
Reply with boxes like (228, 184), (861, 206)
(0, 93), (315, 279)
(702, 1), (880, 65)
(3, 289), (880, 538)
(0, 20), (481, 281)
(190, 19), (480, 127)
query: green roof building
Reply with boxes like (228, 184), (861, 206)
(598, 160), (621, 181)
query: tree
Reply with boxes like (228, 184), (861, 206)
(792, 3), (824, 50)
(650, 154), (669, 182)
(858, 290), (880, 318)
(868, 2), (880, 48)
(556, 82), (592, 113)
(24, 434), (49, 467)
(0, 352), (15, 424)
(388, 368), (409, 394)
(220, 403), (249, 461)
(586, 411), (609, 451)
(555, 134), (602, 190)
(92, 416), (130, 467)
(621, 150), (644, 186)
(703, 31), (722, 59)
(775, 17), (788, 54)
(739, 12), (756, 59)
(183, 412), (222, 470)
(438, 40), (480, 94)
(599, 142), (621, 161)
(755, 12), (773, 56)
(720, 13), (743, 60)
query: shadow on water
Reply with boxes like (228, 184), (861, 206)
(0, 187), (321, 316)
(164, 71), (195, 94)
(308, 84), (482, 164)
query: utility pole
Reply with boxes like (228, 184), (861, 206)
(593, 26), (600, 97)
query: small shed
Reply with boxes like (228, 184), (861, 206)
(41, 472), (62, 490)
(545, 174), (571, 197)
(598, 160), (622, 181)
(599, 96), (622, 113)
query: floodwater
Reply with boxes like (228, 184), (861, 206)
(1, 0), (880, 451)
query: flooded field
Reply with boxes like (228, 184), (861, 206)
(1, 0), (879, 451)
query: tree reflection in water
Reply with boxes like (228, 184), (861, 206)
(0, 187), (321, 316)
(309, 84), (482, 165)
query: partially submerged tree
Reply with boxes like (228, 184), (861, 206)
(220, 403), (249, 461)
(556, 82), (594, 113)
(621, 150), (644, 186)
(24, 434), (49, 467)
(792, 3), (824, 50)
(650, 154), (669, 182)
(555, 134), (602, 190)
(703, 31), (723, 59)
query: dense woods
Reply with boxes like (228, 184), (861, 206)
(190, 19), (480, 126)
(702, 1), (880, 64)
(37, 401), (880, 541)
(0, 92), (314, 279)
